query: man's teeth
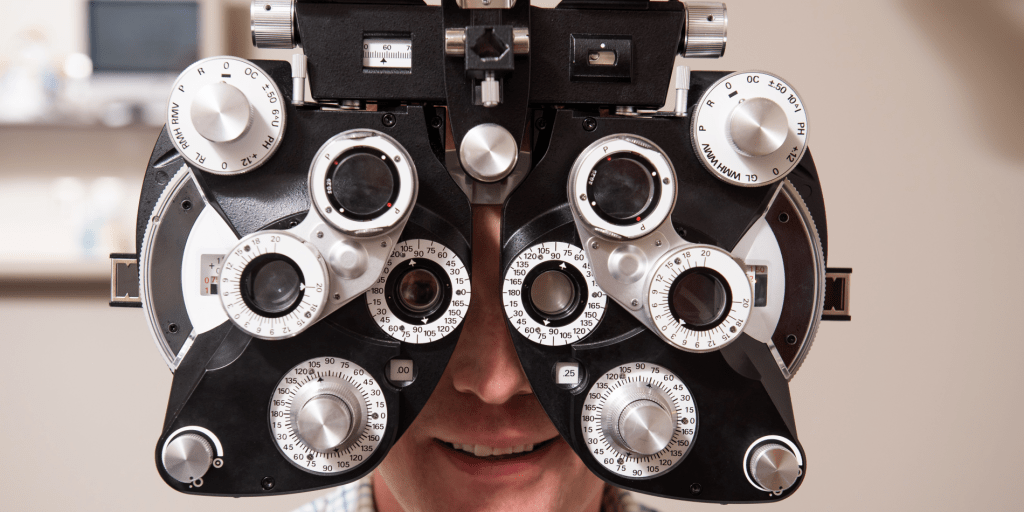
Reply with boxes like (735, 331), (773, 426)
(450, 442), (536, 457)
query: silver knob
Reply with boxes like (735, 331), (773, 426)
(681, 2), (727, 58)
(617, 399), (675, 455)
(530, 270), (576, 317)
(459, 123), (518, 182)
(602, 381), (677, 457)
(445, 29), (467, 56)
(728, 97), (788, 157)
(162, 433), (213, 484)
(251, 0), (296, 49)
(190, 82), (253, 143)
(295, 394), (355, 452)
(749, 443), (802, 494)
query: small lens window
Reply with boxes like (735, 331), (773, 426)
(670, 269), (729, 329)
(589, 154), (657, 224)
(397, 268), (441, 314)
(327, 150), (398, 219)
(241, 255), (305, 317)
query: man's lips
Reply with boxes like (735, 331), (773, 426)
(435, 437), (560, 461)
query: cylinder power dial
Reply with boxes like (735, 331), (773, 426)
(167, 56), (285, 175)
(219, 231), (329, 339)
(367, 239), (471, 344)
(502, 242), (607, 346)
(270, 357), (388, 475)
(691, 71), (808, 187)
(647, 245), (752, 352)
(581, 362), (697, 479)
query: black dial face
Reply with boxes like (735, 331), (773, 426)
(240, 254), (306, 318)
(669, 267), (731, 330)
(326, 148), (401, 220)
(587, 153), (662, 226)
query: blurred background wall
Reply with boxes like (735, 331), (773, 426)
(1, 0), (1021, 511)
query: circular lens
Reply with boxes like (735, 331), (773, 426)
(397, 268), (441, 314)
(670, 269), (728, 329)
(242, 256), (305, 316)
(530, 270), (576, 317)
(328, 151), (396, 218)
(590, 155), (655, 222)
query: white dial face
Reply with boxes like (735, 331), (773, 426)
(647, 245), (753, 352)
(581, 362), (697, 479)
(269, 357), (387, 475)
(362, 38), (412, 69)
(691, 71), (808, 187)
(502, 242), (607, 346)
(367, 239), (470, 344)
(219, 231), (328, 339)
(167, 56), (285, 175)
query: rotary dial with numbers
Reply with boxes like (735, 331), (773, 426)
(367, 239), (470, 344)
(691, 71), (808, 187)
(269, 357), (387, 475)
(647, 245), (752, 352)
(581, 362), (697, 480)
(167, 56), (285, 175)
(219, 231), (328, 340)
(502, 242), (607, 346)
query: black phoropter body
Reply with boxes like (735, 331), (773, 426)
(110, 0), (851, 503)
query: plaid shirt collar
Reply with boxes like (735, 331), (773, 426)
(293, 474), (657, 512)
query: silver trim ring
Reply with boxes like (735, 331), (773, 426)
(569, 135), (677, 241)
(309, 130), (417, 236)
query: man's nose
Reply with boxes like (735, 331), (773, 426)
(448, 205), (534, 404)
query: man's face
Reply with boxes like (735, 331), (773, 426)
(374, 205), (605, 512)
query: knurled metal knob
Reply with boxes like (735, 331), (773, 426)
(749, 443), (802, 494)
(602, 381), (678, 457)
(617, 399), (675, 455)
(162, 433), (214, 484)
(295, 394), (355, 452)
(191, 82), (254, 143)
(680, 2), (727, 58)
(251, 0), (296, 49)
(459, 123), (518, 182)
(728, 97), (789, 157)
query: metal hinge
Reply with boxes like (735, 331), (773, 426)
(110, 254), (142, 307)
(822, 268), (852, 321)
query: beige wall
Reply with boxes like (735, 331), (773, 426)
(2, 0), (1023, 511)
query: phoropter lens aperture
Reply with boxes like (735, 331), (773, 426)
(588, 154), (657, 224)
(530, 270), (577, 317)
(669, 268), (730, 330)
(397, 268), (442, 314)
(327, 150), (398, 219)
(241, 255), (306, 317)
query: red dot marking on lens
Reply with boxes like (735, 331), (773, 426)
(607, 157), (612, 161)
(387, 203), (392, 208)
(636, 216), (642, 221)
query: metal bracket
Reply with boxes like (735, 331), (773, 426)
(110, 254), (142, 307)
(822, 268), (852, 320)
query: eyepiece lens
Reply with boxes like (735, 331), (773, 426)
(590, 155), (655, 221)
(244, 257), (304, 316)
(329, 152), (396, 217)
(397, 268), (441, 314)
(670, 269), (728, 329)
(530, 270), (576, 317)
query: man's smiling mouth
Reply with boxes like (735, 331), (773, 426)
(437, 437), (559, 460)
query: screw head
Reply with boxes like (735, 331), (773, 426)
(382, 113), (397, 127)
(582, 117), (597, 131)
(168, 323), (179, 334)
(591, 242), (599, 249)
(180, 199), (192, 210)
(630, 299), (639, 307)
(334, 293), (341, 300)
(431, 116), (443, 129)
(535, 117), (548, 130)
(381, 241), (388, 248)
(317, 231), (324, 239)
(786, 334), (798, 345)
(655, 239), (663, 247)
(261, 476), (276, 491)
(690, 483), (702, 495)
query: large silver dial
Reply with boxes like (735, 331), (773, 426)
(367, 239), (470, 343)
(647, 244), (752, 352)
(269, 357), (387, 475)
(167, 56), (285, 175)
(502, 242), (607, 345)
(581, 362), (696, 479)
(219, 231), (328, 339)
(691, 71), (808, 187)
